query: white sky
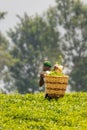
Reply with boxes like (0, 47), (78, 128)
(0, 0), (56, 34)
(0, 0), (87, 34)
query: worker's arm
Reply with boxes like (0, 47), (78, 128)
(39, 73), (45, 86)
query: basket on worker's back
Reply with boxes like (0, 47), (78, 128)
(45, 75), (69, 98)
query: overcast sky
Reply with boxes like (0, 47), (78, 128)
(0, 0), (55, 34)
(0, 0), (87, 34)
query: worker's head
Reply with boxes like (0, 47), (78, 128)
(43, 61), (52, 71)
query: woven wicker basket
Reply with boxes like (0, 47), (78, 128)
(45, 75), (69, 98)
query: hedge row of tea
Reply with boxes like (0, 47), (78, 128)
(0, 92), (87, 130)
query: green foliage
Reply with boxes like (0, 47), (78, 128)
(0, 11), (7, 19)
(70, 57), (87, 91)
(0, 92), (87, 130)
(0, 14), (19, 93)
(0, 31), (16, 75)
(49, 71), (64, 76)
(55, 0), (87, 91)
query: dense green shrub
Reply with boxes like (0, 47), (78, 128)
(0, 92), (87, 130)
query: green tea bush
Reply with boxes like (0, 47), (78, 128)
(0, 92), (87, 130)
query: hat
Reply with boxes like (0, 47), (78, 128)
(43, 61), (52, 67)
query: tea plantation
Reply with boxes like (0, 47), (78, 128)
(0, 92), (87, 130)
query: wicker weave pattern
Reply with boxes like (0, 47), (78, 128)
(45, 75), (69, 97)
(46, 83), (67, 89)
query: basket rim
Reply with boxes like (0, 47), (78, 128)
(45, 75), (69, 78)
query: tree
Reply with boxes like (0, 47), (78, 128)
(0, 12), (7, 19)
(7, 13), (62, 93)
(0, 11), (18, 93)
(70, 57), (87, 91)
(55, 0), (87, 91)
(0, 32), (11, 72)
(0, 12), (11, 75)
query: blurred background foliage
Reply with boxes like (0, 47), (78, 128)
(0, 0), (87, 93)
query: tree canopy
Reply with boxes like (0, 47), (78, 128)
(54, 0), (87, 91)
(7, 14), (62, 93)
